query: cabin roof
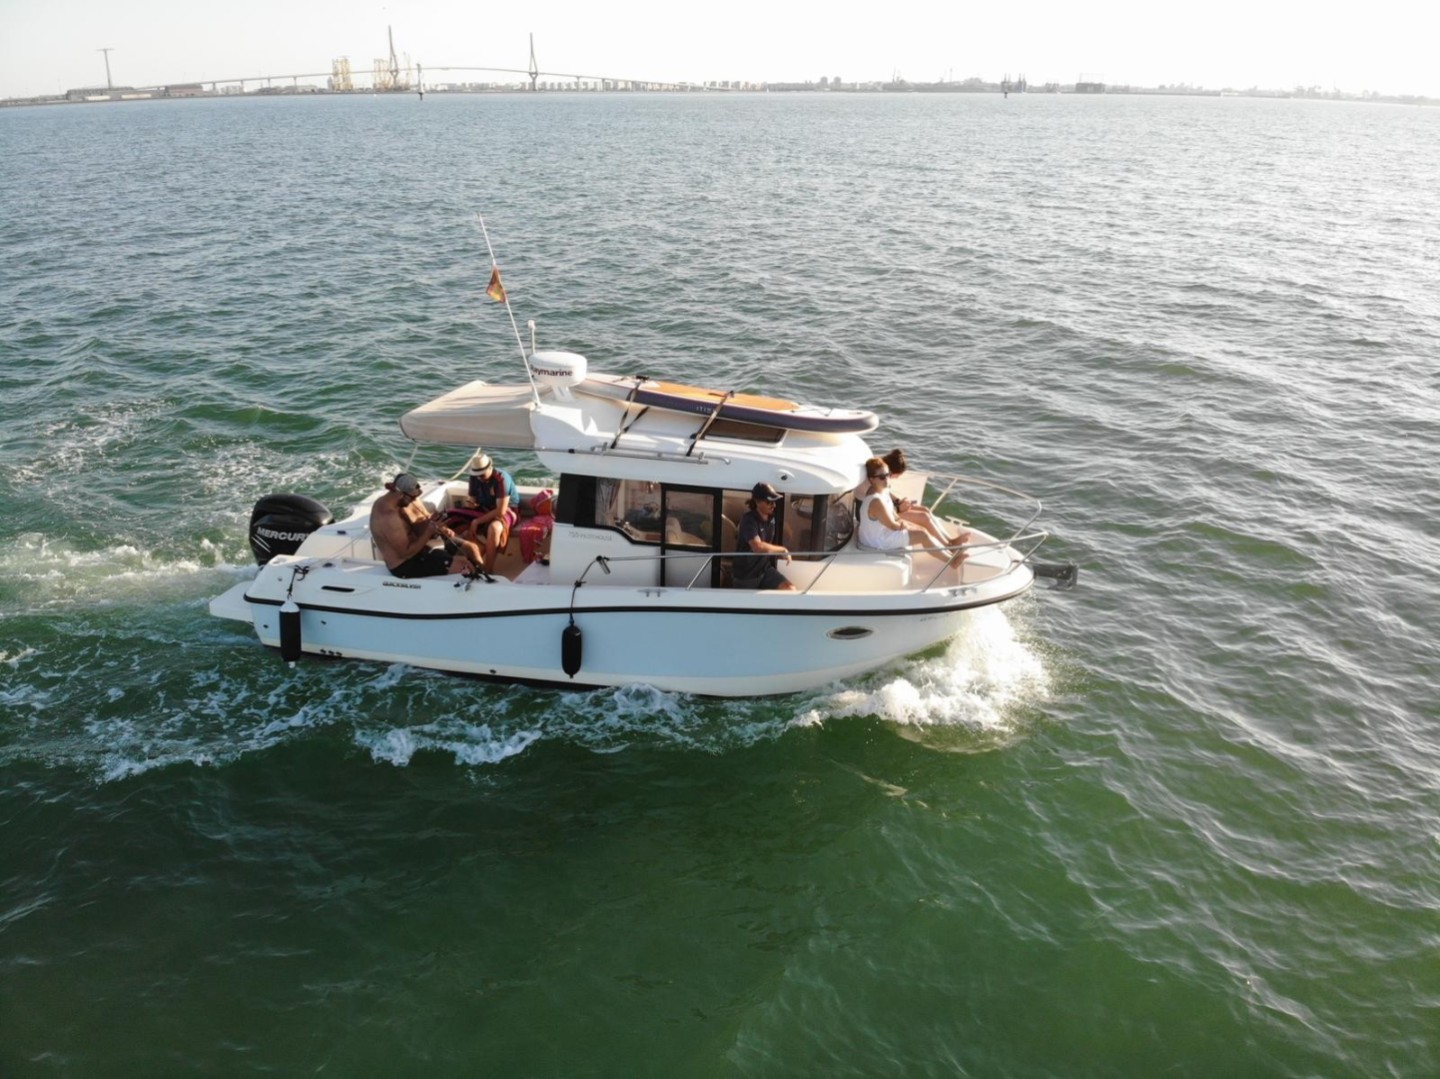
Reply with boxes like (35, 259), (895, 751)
(399, 377), (874, 494)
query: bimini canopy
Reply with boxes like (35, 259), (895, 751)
(398, 381), (543, 450)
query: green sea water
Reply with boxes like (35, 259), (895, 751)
(2, 92), (1438, 1076)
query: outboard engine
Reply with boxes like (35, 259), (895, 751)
(249, 494), (333, 566)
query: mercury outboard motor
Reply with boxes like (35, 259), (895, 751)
(248, 494), (333, 566)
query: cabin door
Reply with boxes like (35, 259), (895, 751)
(658, 485), (724, 588)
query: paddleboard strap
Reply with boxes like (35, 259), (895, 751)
(687, 391), (735, 456)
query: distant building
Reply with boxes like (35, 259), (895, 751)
(65, 86), (152, 102)
(163, 84), (205, 98)
(1075, 82), (1106, 94)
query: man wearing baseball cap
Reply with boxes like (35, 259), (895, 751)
(369, 472), (484, 579)
(732, 482), (796, 591)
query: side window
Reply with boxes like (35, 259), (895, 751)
(595, 477), (623, 528)
(785, 495), (818, 553)
(562, 479), (851, 553)
(554, 474), (591, 526)
(783, 495), (850, 556)
(820, 492), (855, 551)
(720, 490), (753, 553)
(662, 489), (715, 548)
(619, 480), (662, 539)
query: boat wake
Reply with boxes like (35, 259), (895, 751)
(791, 604), (1050, 750)
(0, 531), (252, 609)
(1, 535), (1051, 780)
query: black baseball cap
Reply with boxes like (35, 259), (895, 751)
(751, 482), (782, 503)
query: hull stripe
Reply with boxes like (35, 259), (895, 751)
(241, 590), (1029, 621)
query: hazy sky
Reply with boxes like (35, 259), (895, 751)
(3, 0), (1437, 99)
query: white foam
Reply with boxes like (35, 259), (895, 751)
(792, 605), (1049, 740)
(361, 727), (419, 767)
(544, 682), (791, 754)
(354, 721), (543, 767)
(0, 532), (254, 609)
(13, 399), (171, 487)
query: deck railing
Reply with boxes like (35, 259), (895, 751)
(565, 528), (1050, 595)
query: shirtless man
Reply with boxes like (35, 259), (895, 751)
(369, 473), (484, 579)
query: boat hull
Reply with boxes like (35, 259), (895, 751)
(212, 559), (1029, 696)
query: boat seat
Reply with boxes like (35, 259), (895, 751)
(811, 537), (912, 591)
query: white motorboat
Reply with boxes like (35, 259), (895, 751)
(211, 348), (1075, 696)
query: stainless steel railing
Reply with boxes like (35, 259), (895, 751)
(565, 526), (1051, 596)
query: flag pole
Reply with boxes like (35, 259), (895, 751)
(476, 214), (540, 404)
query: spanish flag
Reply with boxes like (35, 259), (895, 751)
(485, 265), (507, 304)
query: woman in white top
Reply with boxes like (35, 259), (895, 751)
(881, 448), (972, 547)
(858, 457), (964, 561)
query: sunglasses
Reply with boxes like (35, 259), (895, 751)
(871, 471), (890, 479)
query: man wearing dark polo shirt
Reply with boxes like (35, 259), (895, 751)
(733, 482), (796, 591)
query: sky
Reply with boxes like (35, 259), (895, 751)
(2, 0), (1437, 100)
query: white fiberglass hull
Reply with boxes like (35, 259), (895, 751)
(212, 557), (1031, 697)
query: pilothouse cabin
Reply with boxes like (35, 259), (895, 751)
(399, 352), (889, 590)
(547, 472), (859, 589)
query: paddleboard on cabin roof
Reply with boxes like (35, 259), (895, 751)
(577, 372), (880, 434)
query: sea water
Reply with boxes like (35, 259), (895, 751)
(1, 92), (1437, 1076)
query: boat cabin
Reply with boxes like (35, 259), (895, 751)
(390, 357), (968, 593)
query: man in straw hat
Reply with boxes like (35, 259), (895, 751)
(460, 450), (519, 570)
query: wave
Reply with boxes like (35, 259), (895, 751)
(792, 604), (1050, 750)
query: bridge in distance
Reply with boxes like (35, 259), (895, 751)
(192, 64), (703, 95)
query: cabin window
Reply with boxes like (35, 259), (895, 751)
(776, 492), (854, 555)
(557, 474), (850, 558)
(819, 491), (857, 552)
(603, 479), (664, 542)
(554, 475), (591, 526)
(784, 495), (814, 554)
(700, 418), (785, 444)
(660, 488), (715, 548)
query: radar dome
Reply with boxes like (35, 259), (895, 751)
(531, 351), (587, 393)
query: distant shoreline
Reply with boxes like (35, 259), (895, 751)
(4, 83), (1435, 110)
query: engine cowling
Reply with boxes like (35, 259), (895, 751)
(248, 494), (333, 566)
